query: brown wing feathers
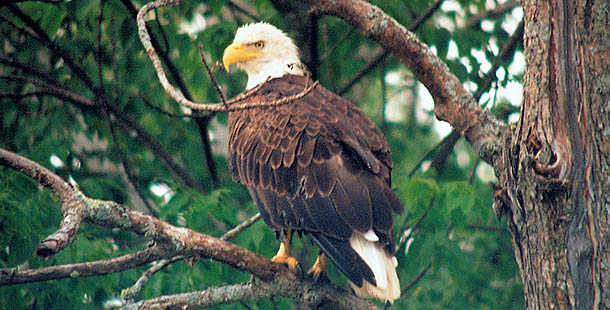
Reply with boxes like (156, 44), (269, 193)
(228, 74), (403, 286)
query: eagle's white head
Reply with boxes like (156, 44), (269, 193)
(223, 22), (305, 89)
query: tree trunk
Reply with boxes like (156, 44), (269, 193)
(497, 0), (610, 309)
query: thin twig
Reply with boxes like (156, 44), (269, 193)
(227, 0), (259, 21)
(337, 0), (444, 96)
(240, 301), (256, 310)
(397, 197), (435, 251)
(7, 6), (100, 96)
(6, 6), (199, 190)
(473, 21), (524, 101)
(138, 92), (200, 118)
(110, 8), (120, 101)
(319, 27), (353, 64)
(0, 91), (66, 103)
(338, 50), (388, 96)
(400, 261), (433, 296)
(221, 213), (261, 241)
(97, 0), (106, 94)
(0, 56), (63, 88)
(321, 23), (337, 92)
(0, 75), (94, 107)
(194, 115), (220, 188)
(468, 159), (480, 184)
(430, 130), (461, 173)
(226, 81), (319, 111)
(120, 0), (194, 102)
(136, 0), (203, 110)
(407, 135), (445, 177)
(154, 8), (170, 55)
(465, 223), (508, 232)
(198, 43), (228, 109)
(379, 63), (388, 133)
(1, 0), (61, 3)
(409, 20), (523, 175)
(307, 15), (320, 80)
(384, 261), (433, 308)
(409, 0), (444, 32)
(121, 0), (220, 188)
(465, 0), (520, 29)
(107, 114), (160, 216)
(107, 108), (204, 192)
(136, 0), (319, 113)
(122, 255), (183, 301)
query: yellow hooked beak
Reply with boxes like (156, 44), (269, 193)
(222, 42), (263, 72)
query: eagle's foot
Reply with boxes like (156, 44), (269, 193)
(271, 253), (300, 270)
(307, 253), (329, 282)
(272, 230), (300, 271)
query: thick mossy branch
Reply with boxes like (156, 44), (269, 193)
(0, 148), (379, 309)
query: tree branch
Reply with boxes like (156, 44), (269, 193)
(4, 6), (204, 193)
(337, 0), (444, 96)
(122, 277), (380, 310)
(0, 248), (164, 286)
(464, 0), (520, 29)
(0, 0), (61, 4)
(227, 0), (259, 21)
(106, 114), (160, 216)
(0, 55), (65, 88)
(7, 5), (100, 95)
(0, 74), (94, 107)
(123, 212), (261, 301)
(0, 148), (273, 278)
(0, 148), (379, 309)
(410, 19), (523, 176)
(135, 0), (320, 113)
(0, 148), (84, 257)
(221, 213), (261, 241)
(400, 261), (432, 296)
(308, 0), (506, 165)
(121, 255), (183, 300)
(124, 0), (221, 190)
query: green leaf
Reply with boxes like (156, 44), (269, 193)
(442, 181), (476, 226)
(40, 5), (66, 38)
(400, 177), (439, 217)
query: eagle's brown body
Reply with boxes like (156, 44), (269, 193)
(228, 74), (403, 288)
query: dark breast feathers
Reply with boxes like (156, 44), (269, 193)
(228, 74), (403, 286)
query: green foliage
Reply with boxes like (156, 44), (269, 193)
(0, 0), (523, 309)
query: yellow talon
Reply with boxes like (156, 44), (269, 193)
(272, 230), (299, 270)
(272, 252), (300, 270)
(307, 253), (328, 277)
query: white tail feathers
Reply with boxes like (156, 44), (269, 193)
(349, 231), (401, 303)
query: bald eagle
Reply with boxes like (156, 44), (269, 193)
(223, 22), (403, 303)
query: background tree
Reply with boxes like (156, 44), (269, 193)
(0, 0), (607, 309)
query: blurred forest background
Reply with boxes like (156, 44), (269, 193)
(1, 0), (525, 308)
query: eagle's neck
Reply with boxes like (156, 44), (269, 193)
(244, 60), (305, 89)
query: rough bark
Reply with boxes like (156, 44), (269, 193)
(307, 0), (610, 309)
(495, 0), (610, 309)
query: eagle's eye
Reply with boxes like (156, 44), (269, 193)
(253, 41), (265, 49)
